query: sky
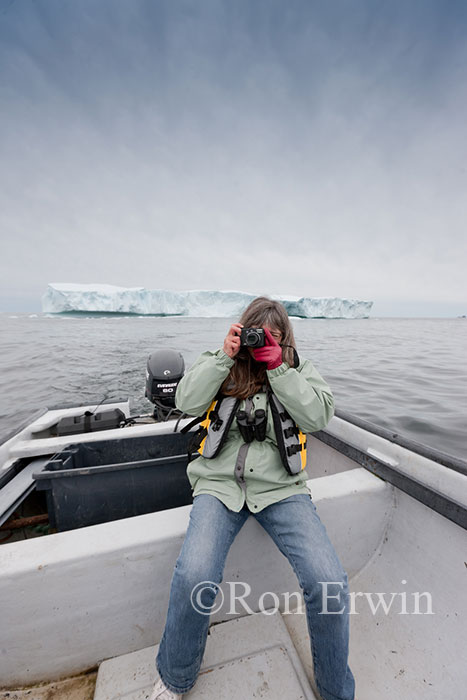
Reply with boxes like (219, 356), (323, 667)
(1, 0), (466, 317)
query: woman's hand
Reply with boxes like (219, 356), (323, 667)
(223, 323), (244, 358)
(251, 327), (283, 370)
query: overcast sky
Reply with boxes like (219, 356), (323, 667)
(1, 0), (466, 316)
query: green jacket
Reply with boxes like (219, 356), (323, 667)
(175, 348), (334, 513)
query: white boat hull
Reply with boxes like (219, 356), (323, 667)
(0, 407), (466, 699)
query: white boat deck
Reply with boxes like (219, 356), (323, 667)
(94, 610), (319, 700)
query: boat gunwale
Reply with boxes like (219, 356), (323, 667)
(335, 407), (467, 476)
(315, 425), (467, 531)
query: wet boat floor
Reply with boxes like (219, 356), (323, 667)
(0, 670), (97, 700)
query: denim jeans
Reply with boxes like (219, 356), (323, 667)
(156, 494), (355, 700)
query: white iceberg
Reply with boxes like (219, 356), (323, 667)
(41, 284), (373, 319)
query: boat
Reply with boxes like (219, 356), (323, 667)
(0, 349), (466, 699)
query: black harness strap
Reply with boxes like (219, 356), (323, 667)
(180, 415), (204, 434)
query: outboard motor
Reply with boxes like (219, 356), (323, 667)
(145, 349), (185, 421)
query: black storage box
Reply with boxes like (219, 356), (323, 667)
(33, 432), (194, 531)
(55, 408), (126, 436)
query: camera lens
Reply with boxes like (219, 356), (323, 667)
(246, 331), (260, 346)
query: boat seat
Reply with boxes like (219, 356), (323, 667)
(0, 467), (393, 687)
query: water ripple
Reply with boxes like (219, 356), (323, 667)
(0, 313), (466, 459)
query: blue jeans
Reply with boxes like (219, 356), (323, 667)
(156, 494), (355, 700)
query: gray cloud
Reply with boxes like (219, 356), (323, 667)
(1, 0), (466, 314)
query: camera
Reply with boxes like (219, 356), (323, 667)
(240, 328), (265, 347)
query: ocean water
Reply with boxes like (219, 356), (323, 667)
(0, 313), (466, 460)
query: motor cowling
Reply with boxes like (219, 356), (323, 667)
(145, 349), (185, 409)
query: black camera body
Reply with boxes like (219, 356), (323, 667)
(240, 327), (266, 347)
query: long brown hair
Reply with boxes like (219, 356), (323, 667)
(221, 296), (297, 400)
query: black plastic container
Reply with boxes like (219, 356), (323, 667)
(55, 408), (126, 436)
(33, 432), (193, 531)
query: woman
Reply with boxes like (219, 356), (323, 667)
(150, 297), (356, 700)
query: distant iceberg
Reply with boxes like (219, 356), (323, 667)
(42, 284), (373, 319)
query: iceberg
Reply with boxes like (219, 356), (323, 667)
(41, 284), (373, 319)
